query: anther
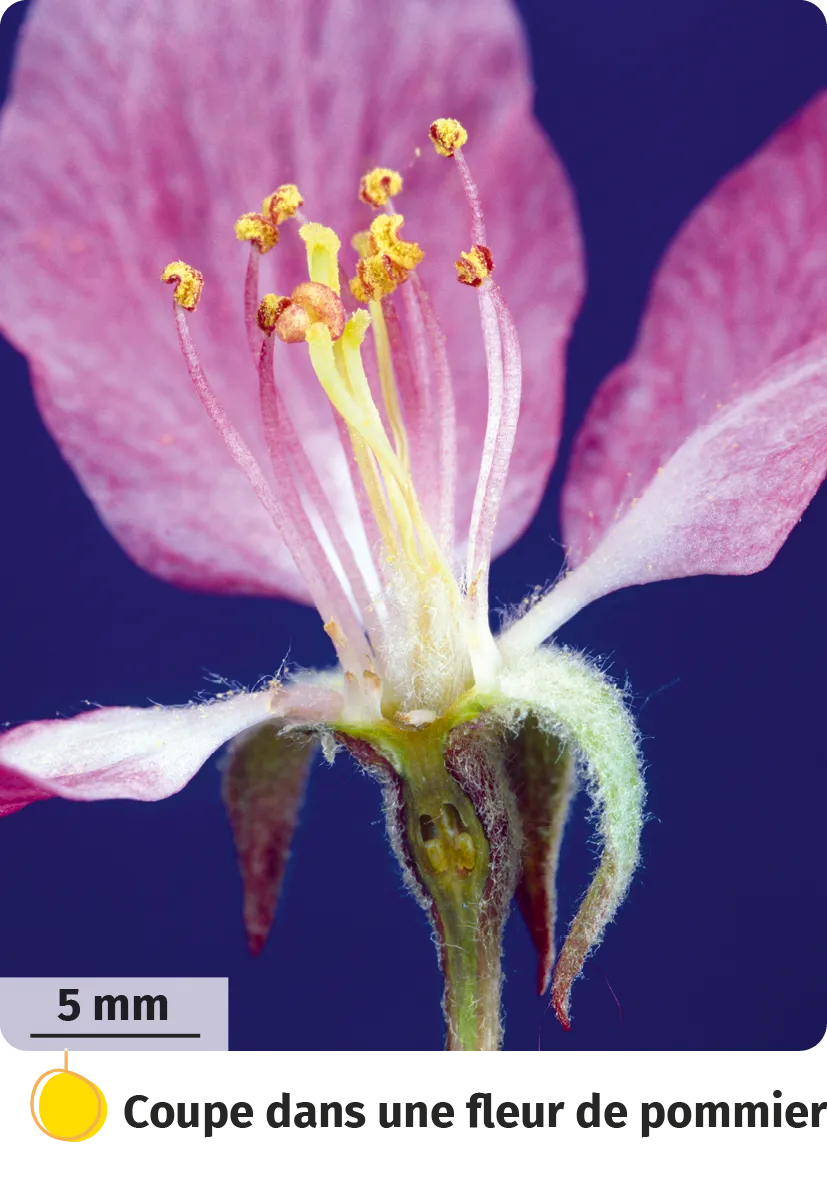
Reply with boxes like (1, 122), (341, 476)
(370, 214), (424, 271)
(262, 183), (304, 224)
(429, 117), (468, 158)
(349, 214), (424, 304)
(359, 167), (403, 208)
(351, 254), (408, 303)
(234, 212), (279, 254)
(455, 244), (494, 287)
(256, 293), (292, 336)
(160, 260), (204, 311)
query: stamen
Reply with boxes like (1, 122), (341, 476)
(455, 244), (494, 287)
(234, 212), (279, 254)
(431, 122), (523, 688)
(453, 145), (487, 247)
(351, 253), (407, 303)
(262, 183), (304, 224)
(402, 273), (457, 551)
(161, 266), (368, 673)
(243, 248), (262, 360)
(359, 167), (403, 209)
(350, 215), (424, 304)
(160, 261), (203, 311)
(469, 284), (522, 601)
(257, 293), (292, 336)
(238, 189), (304, 361)
(429, 117), (468, 158)
(369, 214), (424, 273)
(298, 222), (342, 294)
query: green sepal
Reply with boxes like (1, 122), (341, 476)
(495, 646), (645, 1030)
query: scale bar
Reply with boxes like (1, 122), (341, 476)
(30, 1032), (201, 1039)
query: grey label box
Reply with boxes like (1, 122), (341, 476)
(0, 978), (227, 1051)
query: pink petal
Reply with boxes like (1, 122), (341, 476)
(221, 723), (316, 955)
(0, 0), (582, 597)
(503, 335), (827, 646)
(562, 91), (827, 571)
(0, 690), (279, 812)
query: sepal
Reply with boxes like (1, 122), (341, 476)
(497, 646), (645, 1029)
(508, 720), (576, 994)
(221, 722), (316, 955)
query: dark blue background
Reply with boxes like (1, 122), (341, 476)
(1, 0), (825, 1051)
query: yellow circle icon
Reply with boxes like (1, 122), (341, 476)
(31, 1054), (107, 1142)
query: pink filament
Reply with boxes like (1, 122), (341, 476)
(454, 147), (487, 246)
(172, 302), (369, 672)
(258, 334), (376, 626)
(402, 272), (457, 552)
(243, 247), (261, 362)
(451, 149), (522, 608)
(467, 282), (522, 603)
(382, 296), (439, 534)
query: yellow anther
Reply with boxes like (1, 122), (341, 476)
(256, 293), (292, 336)
(262, 183), (304, 224)
(350, 253), (407, 304)
(359, 167), (403, 208)
(349, 215), (424, 304)
(160, 260), (204, 311)
(298, 222), (341, 294)
(429, 117), (468, 158)
(454, 832), (477, 872)
(234, 212), (279, 254)
(370, 213), (424, 272)
(455, 244), (494, 287)
(425, 839), (449, 874)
